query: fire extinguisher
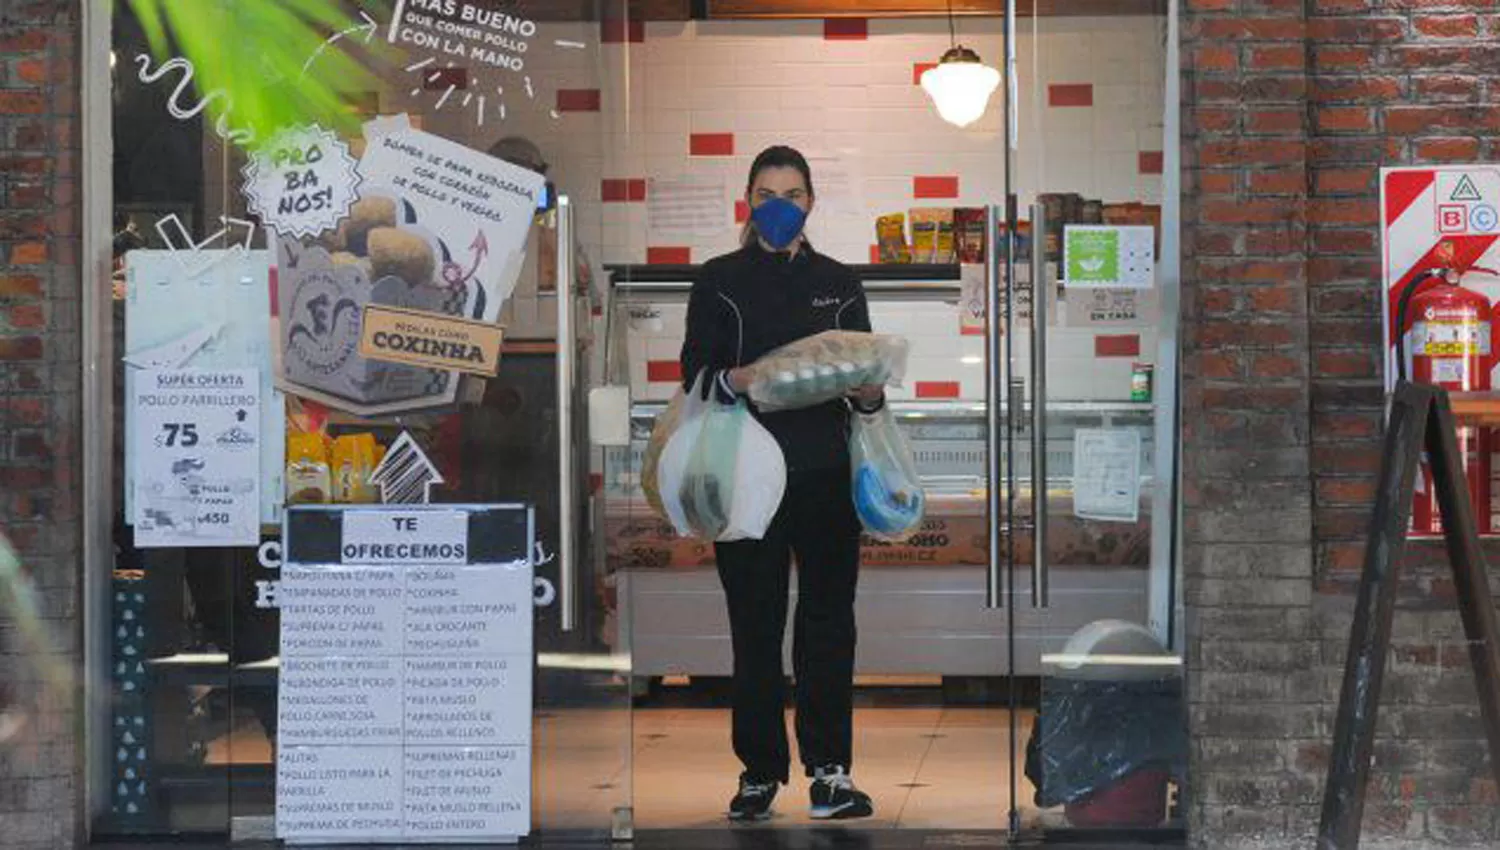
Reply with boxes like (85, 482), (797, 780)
(1394, 265), (1498, 535)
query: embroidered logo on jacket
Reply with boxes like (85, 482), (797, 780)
(811, 296), (840, 308)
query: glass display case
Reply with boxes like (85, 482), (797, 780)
(602, 266), (1162, 679)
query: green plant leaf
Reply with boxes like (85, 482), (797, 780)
(123, 0), (395, 148)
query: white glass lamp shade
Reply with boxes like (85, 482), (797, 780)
(921, 47), (1002, 128)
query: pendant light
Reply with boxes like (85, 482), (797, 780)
(920, 0), (1002, 128)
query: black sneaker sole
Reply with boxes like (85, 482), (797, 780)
(727, 810), (774, 822)
(809, 802), (873, 820)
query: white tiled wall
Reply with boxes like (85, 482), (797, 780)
(321, 15), (1168, 404)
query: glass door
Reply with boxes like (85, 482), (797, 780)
(603, 9), (1022, 835)
(98, 0), (632, 842)
(1008, 0), (1186, 837)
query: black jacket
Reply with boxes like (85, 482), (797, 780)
(680, 243), (879, 473)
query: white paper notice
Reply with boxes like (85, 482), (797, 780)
(1073, 429), (1142, 523)
(124, 250), (282, 525)
(276, 746), (403, 839)
(131, 369), (261, 548)
(277, 506), (533, 843)
(648, 176), (727, 240)
(807, 157), (865, 218)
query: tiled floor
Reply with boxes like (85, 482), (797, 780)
(630, 706), (1039, 831)
(191, 700), (1181, 845)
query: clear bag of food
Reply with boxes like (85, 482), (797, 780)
(850, 406), (925, 540)
(744, 331), (910, 413)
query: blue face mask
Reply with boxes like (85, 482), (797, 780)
(751, 197), (808, 251)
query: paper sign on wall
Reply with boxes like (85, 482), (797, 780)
(1073, 428), (1141, 523)
(1063, 225), (1155, 289)
(132, 369), (261, 548)
(276, 505), (535, 844)
(648, 176), (728, 241)
(124, 250), (284, 526)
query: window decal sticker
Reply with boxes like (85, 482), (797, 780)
(243, 125), (362, 239)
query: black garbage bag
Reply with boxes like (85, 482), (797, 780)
(1024, 676), (1187, 808)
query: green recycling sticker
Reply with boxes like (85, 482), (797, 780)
(1063, 225), (1155, 288)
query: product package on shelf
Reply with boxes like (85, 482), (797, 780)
(876, 213), (912, 264)
(910, 208), (956, 264)
(744, 331), (910, 413)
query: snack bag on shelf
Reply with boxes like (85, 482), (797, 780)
(850, 407), (925, 540)
(743, 330), (910, 413)
(911, 208), (956, 264)
(876, 213), (911, 264)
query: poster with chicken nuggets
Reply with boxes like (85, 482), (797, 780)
(267, 115), (544, 416)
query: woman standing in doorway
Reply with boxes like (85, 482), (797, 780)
(680, 146), (882, 822)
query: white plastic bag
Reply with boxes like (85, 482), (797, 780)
(850, 407), (925, 540)
(744, 330), (910, 413)
(657, 373), (786, 541)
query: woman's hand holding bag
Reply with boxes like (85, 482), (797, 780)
(651, 372), (787, 542)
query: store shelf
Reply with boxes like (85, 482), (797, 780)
(146, 653), (278, 687)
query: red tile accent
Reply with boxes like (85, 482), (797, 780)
(1139, 151), (1164, 175)
(914, 176), (960, 199)
(913, 62), (938, 85)
(1048, 84), (1094, 107)
(423, 67), (469, 90)
(602, 179), (630, 203)
(691, 133), (735, 157)
(601, 18), (645, 43)
(557, 89), (602, 112)
(824, 18), (868, 40)
(1095, 335), (1141, 358)
(916, 381), (962, 399)
(735, 200), (751, 224)
(647, 246), (692, 265)
(602, 179), (647, 203)
(647, 360), (683, 383)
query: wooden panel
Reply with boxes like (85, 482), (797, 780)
(707, 0), (1165, 17)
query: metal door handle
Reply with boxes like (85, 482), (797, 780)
(1030, 203), (1050, 609)
(556, 196), (578, 631)
(985, 204), (1003, 609)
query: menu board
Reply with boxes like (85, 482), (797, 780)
(276, 505), (534, 844)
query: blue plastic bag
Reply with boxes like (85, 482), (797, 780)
(849, 407), (924, 540)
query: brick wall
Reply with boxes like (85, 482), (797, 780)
(1184, 0), (1500, 847)
(0, 0), (83, 848)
